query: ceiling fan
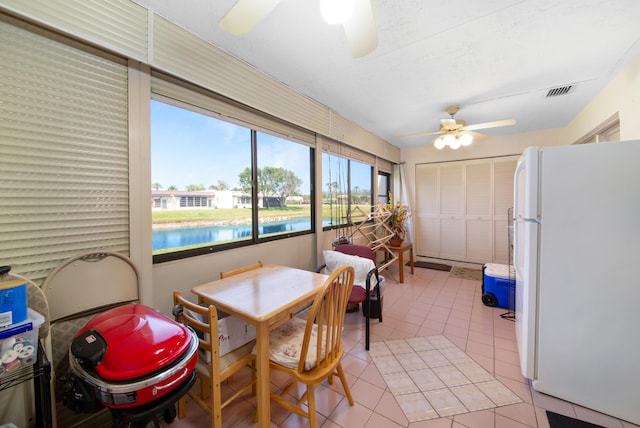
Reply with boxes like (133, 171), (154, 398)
(401, 106), (516, 150)
(219, 0), (378, 58)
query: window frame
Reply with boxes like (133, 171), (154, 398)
(150, 96), (316, 264)
(321, 151), (375, 232)
(377, 170), (391, 206)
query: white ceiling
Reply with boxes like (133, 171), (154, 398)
(133, 0), (640, 148)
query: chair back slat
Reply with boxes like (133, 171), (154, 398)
(220, 260), (263, 278)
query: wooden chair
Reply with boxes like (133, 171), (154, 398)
(265, 265), (355, 428)
(319, 244), (384, 350)
(220, 260), (263, 279)
(173, 291), (256, 428)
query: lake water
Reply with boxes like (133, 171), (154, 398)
(152, 218), (321, 251)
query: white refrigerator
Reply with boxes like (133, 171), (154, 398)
(513, 140), (640, 425)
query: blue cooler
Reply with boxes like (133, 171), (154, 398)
(481, 263), (515, 309)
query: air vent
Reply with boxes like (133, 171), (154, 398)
(546, 85), (573, 97)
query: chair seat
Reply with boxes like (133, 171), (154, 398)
(263, 317), (326, 371)
(195, 340), (256, 376)
(349, 286), (367, 302)
(349, 276), (385, 303)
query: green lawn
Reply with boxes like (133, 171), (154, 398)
(151, 204), (372, 225)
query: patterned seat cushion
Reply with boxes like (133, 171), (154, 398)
(262, 317), (326, 371)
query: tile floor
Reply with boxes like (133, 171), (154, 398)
(165, 264), (639, 428)
(370, 335), (522, 422)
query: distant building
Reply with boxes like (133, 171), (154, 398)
(151, 190), (253, 210)
(151, 190), (305, 210)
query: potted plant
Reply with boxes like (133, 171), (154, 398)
(385, 197), (410, 246)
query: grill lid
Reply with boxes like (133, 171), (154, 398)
(73, 304), (192, 381)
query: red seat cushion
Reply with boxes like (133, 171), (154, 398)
(349, 285), (367, 303)
(335, 244), (375, 262)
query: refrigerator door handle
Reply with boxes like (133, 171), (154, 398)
(518, 217), (540, 224)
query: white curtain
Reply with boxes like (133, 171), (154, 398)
(393, 163), (413, 245)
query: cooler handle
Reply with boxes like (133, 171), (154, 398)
(152, 367), (189, 396)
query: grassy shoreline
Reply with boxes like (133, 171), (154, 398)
(151, 205), (371, 229)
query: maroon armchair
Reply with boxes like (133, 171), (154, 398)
(318, 243), (383, 350)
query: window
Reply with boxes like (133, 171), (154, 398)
(321, 152), (373, 228)
(378, 171), (391, 205)
(151, 99), (313, 261)
(256, 132), (312, 238)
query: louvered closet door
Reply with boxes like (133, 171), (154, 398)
(415, 156), (518, 264)
(465, 161), (492, 263)
(415, 164), (439, 257)
(493, 158), (518, 263)
(439, 163), (465, 260)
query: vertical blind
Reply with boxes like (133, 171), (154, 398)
(0, 14), (129, 284)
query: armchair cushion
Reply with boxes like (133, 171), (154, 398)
(322, 250), (376, 288)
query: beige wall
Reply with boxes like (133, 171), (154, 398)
(564, 54), (640, 142)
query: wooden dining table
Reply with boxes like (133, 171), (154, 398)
(191, 264), (329, 428)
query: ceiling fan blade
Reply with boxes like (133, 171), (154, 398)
(467, 131), (488, 141)
(219, 0), (281, 35)
(400, 129), (443, 138)
(343, 0), (377, 58)
(463, 119), (516, 132)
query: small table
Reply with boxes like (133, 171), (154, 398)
(389, 241), (414, 283)
(191, 265), (328, 428)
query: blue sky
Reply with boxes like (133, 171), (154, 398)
(151, 100), (371, 195)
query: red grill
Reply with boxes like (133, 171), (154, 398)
(67, 304), (198, 412)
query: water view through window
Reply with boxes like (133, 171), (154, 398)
(153, 218), (332, 252)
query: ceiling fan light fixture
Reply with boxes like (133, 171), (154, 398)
(442, 133), (455, 146)
(320, 0), (356, 24)
(433, 132), (472, 150)
(459, 133), (473, 146)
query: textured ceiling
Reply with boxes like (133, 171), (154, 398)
(133, 0), (640, 148)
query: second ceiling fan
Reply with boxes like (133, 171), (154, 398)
(401, 106), (516, 150)
(219, 0), (378, 58)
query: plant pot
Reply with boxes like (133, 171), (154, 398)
(389, 238), (403, 247)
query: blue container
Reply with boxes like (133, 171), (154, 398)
(0, 279), (28, 328)
(481, 264), (515, 309)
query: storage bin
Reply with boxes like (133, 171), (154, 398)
(361, 295), (382, 318)
(0, 278), (28, 328)
(482, 263), (515, 309)
(186, 308), (256, 361)
(361, 277), (385, 319)
(216, 311), (256, 358)
(0, 308), (44, 377)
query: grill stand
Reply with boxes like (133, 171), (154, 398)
(109, 371), (196, 428)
